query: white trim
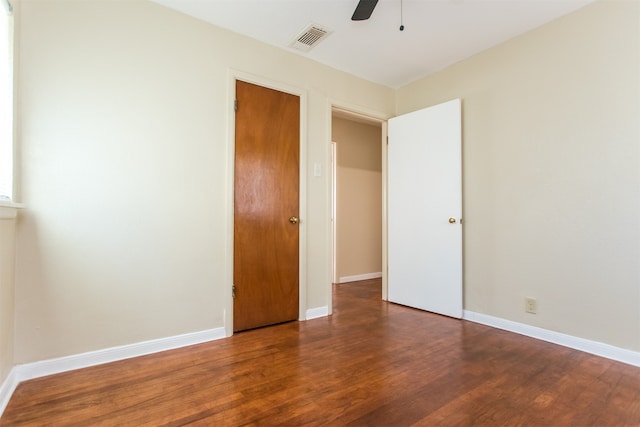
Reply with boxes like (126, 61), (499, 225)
(14, 327), (226, 382)
(0, 368), (18, 417)
(331, 141), (337, 285)
(226, 69), (308, 331)
(328, 100), (391, 312)
(1, 0), (12, 14)
(0, 200), (23, 209)
(225, 70), (236, 337)
(339, 272), (382, 283)
(0, 327), (225, 418)
(380, 121), (388, 301)
(305, 306), (329, 320)
(463, 310), (640, 368)
(0, 202), (22, 219)
(329, 100), (391, 124)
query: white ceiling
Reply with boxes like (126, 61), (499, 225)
(151, 0), (594, 89)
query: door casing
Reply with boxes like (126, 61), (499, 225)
(226, 70), (307, 337)
(329, 102), (391, 311)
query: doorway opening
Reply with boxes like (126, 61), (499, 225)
(330, 107), (387, 301)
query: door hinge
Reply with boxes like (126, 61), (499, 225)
(232, 284), (236, 299)
(386, 136), (389, 145)
(234, 99), (238, 112)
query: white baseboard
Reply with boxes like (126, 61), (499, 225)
(338, 272), (382, 283)
(0, 368), (18, 417)
(5, 313), (637, 418)
(0, 327), (227, 418)
(306, 306), (329, 320)
(14, 327), (227, 383)
(463, 310), (640, 368)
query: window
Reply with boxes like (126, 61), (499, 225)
(0, 0), (13, 202)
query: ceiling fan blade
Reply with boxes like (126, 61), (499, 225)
(351, 0), (379, 21)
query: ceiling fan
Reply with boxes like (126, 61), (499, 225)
(351, 0), (405, 31)
(351, 0), (379, 21)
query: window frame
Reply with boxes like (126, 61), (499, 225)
(0, 0), (14, 203)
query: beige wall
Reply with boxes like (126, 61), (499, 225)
(0, 209), (17, 384)
(332, 117), (382, 282)
(396, 0), (640, 351)
(13, 0), (394, 363)
(9, 0), (639, 368)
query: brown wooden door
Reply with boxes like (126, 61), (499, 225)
(233, 80), (300, 332)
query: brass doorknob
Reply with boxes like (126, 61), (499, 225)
(448, 218), (456, 224)
(289, 216), (299, 224)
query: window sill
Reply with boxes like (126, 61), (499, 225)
(0, 200), (24, 219)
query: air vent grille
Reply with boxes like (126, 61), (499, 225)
(290, 24), (332, 52)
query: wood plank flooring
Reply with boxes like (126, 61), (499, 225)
(2, 279), (640, 426)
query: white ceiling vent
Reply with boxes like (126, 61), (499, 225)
(290, 24), (332, 52)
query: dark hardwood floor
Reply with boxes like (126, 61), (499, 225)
(2, 279), (639, 426)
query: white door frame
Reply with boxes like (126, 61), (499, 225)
(331, 141), (338, 285)
(226, 69), (308, 337)
(329, 102), (391, 308)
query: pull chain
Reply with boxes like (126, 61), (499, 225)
(399, 0), (405, 31)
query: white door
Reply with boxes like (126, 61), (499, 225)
(387, 99), (462, 318)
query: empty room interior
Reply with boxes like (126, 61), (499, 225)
(0, 0), (639, 424)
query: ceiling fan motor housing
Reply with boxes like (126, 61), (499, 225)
(351, 0), (379, 21)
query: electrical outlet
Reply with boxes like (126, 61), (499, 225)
(525, 297), (537, 314)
